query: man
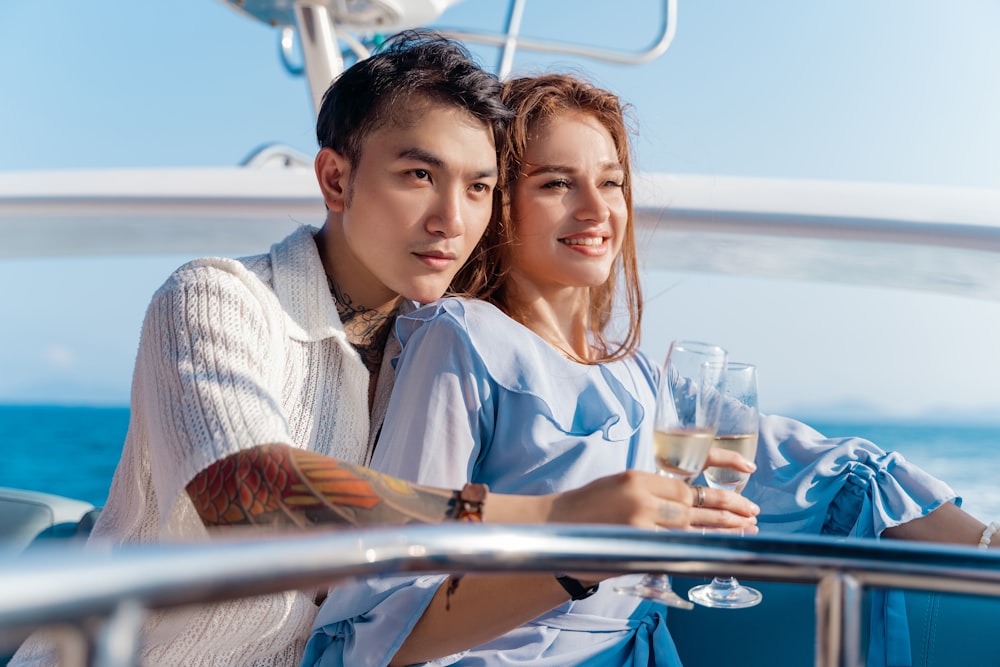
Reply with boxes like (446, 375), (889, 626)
(11, 33), (757, 667)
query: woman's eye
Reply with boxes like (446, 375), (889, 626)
(543, 179), (570, 189)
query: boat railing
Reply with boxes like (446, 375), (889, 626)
(2, 524), (1000, 667)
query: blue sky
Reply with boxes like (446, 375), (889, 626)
(2, 0), (1000, 418)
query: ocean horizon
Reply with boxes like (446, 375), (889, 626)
(3, 403), (999, 521)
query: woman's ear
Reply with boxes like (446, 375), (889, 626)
(315, 147), (351, 212)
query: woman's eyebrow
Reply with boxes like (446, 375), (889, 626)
(523, 161), (623, 177)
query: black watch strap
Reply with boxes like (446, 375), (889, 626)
(555, 574), (600, 600)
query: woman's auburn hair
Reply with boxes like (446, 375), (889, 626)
(450, 72), (643, 365)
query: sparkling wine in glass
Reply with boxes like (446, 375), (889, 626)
(688, 362), (763, 609)
(615, 340), (727, 609)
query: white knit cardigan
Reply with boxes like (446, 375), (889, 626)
(12, 225), (401, 667)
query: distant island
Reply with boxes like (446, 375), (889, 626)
(776, 398), (1000, 427)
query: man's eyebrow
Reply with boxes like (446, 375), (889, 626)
(397, 147), (444, 167)
(397, 146), (498, 179)
(473, 166), (500, 179)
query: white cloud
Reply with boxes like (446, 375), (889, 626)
(42, 344), (77, 368)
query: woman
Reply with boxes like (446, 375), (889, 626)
(303, 73), (744, 667)
(304, 73), (992, 667)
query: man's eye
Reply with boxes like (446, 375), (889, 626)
(413, 169), (430, 180)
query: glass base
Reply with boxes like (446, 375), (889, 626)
(687, 577), (762, 609)
(615, 575), (694, 610)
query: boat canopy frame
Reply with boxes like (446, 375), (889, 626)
(224, 0), (677, 113)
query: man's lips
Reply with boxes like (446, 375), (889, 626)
(413, 249), (458, 269)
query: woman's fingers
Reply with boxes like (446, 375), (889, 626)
(693, 485), (759, 516)
(688, 485), (759, 531)
(704, 447), (756, 472)
(690, 507), (759, 533)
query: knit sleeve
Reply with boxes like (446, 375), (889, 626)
(134, 257), (294, 528)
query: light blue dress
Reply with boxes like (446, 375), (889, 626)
(743, 415), (957, 667)
(304, 298), (681, 666)
(303, 298), (957, 667)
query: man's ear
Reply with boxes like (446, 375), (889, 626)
(315, 147), (351, 212)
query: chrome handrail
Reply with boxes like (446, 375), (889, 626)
(3, 524), (1000, 667)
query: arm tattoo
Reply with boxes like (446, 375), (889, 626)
(186, 444), (458, 529)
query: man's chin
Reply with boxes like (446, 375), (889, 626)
(398, 284), (451, 306)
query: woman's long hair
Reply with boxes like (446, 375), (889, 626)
(450, 73), (643, 364)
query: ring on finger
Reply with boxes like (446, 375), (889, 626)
(695, 485), (706, 508)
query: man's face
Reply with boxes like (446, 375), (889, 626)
(325, 102), (498, 306)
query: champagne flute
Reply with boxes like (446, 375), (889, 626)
(615, 340), (727, 609)
(687, 362), (763, 609)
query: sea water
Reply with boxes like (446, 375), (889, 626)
(0, 404), (129, 507)
(1, 404), (999, 520)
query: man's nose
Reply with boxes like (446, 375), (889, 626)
(426, 188), (465, 238)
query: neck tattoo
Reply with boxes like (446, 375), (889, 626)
(326, 274), (396, 375)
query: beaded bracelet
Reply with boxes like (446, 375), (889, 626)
(444, 483), (489, 610)
(978, 521), (1000, 549)
(452, 482), (489, 522)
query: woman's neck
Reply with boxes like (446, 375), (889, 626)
(509, 285), (594, 362)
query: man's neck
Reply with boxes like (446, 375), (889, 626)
(315, 226), (401, 373)
(327, 273), (398, 346)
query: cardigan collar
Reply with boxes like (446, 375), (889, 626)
(269, 225), (344, 343)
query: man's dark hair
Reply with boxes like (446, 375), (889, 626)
(316, 30), (512, 165)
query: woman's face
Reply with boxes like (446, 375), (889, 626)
(509, 110), (627, 300)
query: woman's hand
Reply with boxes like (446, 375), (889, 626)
(688, 484), (759, 533)
(544, 470), (758, 532)
(691, 447), (759, 531)
(703, 446), (756, 476)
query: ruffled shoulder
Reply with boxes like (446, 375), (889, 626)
(396, 298), (649, 442)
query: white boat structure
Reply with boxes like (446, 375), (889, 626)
(2, 1), (1000, 666)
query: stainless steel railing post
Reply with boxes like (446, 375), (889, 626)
(816, 572), (864, 667)
(93, 598), (145, 667)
